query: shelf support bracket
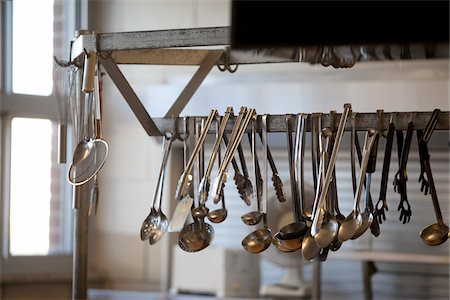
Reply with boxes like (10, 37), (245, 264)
(164, 50), (224, 118)
(98, 54), (162, 136)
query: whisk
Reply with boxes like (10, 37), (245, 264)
(53, 57), (76, 163)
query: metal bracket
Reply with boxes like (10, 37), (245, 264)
(98, 50), (224, 136)
(98, 54), (162, 136)
(165, 50), (224, 118)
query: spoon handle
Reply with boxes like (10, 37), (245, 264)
(352, 130), (378, 212)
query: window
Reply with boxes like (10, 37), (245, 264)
(1, 0), (84, 274)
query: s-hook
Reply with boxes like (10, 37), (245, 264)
(217, 47), (238, 73)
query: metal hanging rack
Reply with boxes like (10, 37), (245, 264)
(64, 26), (450, 300)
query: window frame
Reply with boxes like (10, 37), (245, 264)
(0, 0), (87, 276)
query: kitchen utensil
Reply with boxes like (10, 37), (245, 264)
(222, 133), (250, 205)
(241, 113), (264, 226)
(235, 137), (253, 205)
(175, 110), (217, 200)
(198, 108), (232, 204)
(351, 132), (379, 239)
(169, 117), (195, 232)
(393, 113), (415, 224)
(53, 58), (76, 164)
(242, 114), (272, 254)
(258, 131), (285, 203)
(374, 113), (396, 224)
(207, 123), (228, 224)
(67, 80), (109, 186)
(338, 129), (378, 242)
(212, 108), (255, 203)
(140, 133), (174, 243)
(275, 115), (307, 251)
(310, 103), (351, 237)
(417, 109), (440, 195)
(417, 109), (448, 246)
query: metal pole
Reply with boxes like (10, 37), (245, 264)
(72, 183), (90, 300)
(312, 258), (321, 300)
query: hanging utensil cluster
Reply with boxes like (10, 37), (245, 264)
(139, 104), (450, 261)
(59, 27), (450, 299)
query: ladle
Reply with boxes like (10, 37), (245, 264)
(242, 114), (272, 254)
(313, 128), (339, 249)
(310, 104), (351, 237)
(241, 113), (264, 226)
(302, 152), (326, 260)
(140, 133), (174, 242)
(418, 109), (449, 246)
(178, 121), (214, 252)
(207, 128), (228, 224)
(337, 129), (378, 242)
(277, 115), (308, 247)
(419, 153), (448, 246)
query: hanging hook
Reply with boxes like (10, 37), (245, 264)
(377, 109), (388, 138)
(217, 47), (238, 73)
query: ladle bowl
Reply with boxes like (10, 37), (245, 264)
(207, 208), (228, 223)
(241, 211), (263, 226)
(273, 231), (303, 251)
(314, 217), (339, 248)
(338, 213), (363, 242)
(351, 209), (373, 240)
(301, 231), (321, 260)
(191, 205), (209, 219)
(241, 227), (272, 253)
(420, 223), (449, 246)
(279, 222), (308, 240)
(178, 222), (214, 252)
(272, 232), (298, 252)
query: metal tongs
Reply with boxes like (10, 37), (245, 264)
(212, 107), (256, 202)
(175, 109), (217, 200)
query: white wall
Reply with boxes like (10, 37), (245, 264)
(88, 0), (449, 292)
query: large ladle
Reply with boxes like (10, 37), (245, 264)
(242, 114), (272, 253)
(418, 109), (449, 246)
(178, 120), (215, 252)
(241, 111), (264, 226)
(207, 112), (231, 224)
(310, 103), (351, 238)
(276, 115), (308, 251)
(337, 129), (378, 242)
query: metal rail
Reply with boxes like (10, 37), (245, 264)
(153, 111), (450, 137)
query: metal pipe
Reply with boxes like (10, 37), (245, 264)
(151, 111), (450, 137)
(72, 183), (90, 300)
